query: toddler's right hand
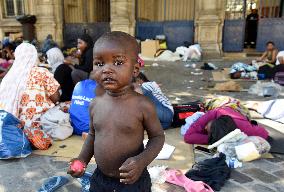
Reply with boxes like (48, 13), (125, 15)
(67, 158), (86, 178)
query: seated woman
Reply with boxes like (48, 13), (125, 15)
(46, 47), (74, 101)
(66, 34), (94, 85)
(184, 106), (268, 145)
(0, 43), (60, 150)
(134, 72), (174, 129)
(257, 41), (278, 79)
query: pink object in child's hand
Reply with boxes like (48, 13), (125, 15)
(70, 160), (85, 172)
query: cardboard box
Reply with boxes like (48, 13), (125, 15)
(141, 40), (159, 58)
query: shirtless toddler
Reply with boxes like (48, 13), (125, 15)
(68, 31), (165, 192)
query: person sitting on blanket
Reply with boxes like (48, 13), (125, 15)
(67, 31), (164, 192)
(133, 72), (174, 129)
(230, 62), (258, 80)
(257, 41), (278, 79)
(184, 106), (269, 145)
(0, 43), (60, 150)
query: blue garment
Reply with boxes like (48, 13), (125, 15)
(142, 87), (174, 129)
(0, 110), (31, 159)
(180, 112), (205, 136)
(69, 80), (96, 135)
(230, 62), (257, 74)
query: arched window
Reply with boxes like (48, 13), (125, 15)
(3, 0), (25, 17)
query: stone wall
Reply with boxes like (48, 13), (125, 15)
(194, 0), (225, 56)
(110, 0), (136, 36)
(0, 0), (63, 45)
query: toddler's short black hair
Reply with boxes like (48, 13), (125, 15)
(94, 31), (139, 62)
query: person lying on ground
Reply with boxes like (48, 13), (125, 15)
(230, 62), (258, 80)
(67, 31), (165, 191)
(134, 72), (174, 129)
(0, 43), (60, 150)
(46, 47), (74, 101)
(184, 106), (268, 145)
(257, 41), (278, 79)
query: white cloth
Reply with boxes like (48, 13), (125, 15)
(276, 51), (284, 65)
(257, 99), (284, 123)
(142, 82), (173, 112)
(40, 105), (73, 140)
(180, 112), (205, 136)
(46, 47), (64, 73)
(175, 44), (202, 61)
(0, 43), (38, 117)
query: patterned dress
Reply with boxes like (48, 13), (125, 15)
(19, 67), (60, 150)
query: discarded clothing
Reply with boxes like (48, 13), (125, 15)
(184, 107), (269, 145)
(181, 112), (205, 136)
(165, 169), (213, 192)
(201, 62), (218, 70)
(185, 153), (230, 191)
(38, 176), (69, 192)
(89, 168), (151, 192)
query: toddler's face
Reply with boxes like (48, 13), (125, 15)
(92, 41), (138, 92)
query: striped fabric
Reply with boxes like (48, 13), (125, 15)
(142, 82), (173, 113)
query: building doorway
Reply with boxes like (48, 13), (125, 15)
(223, 0), (284, 52)
(63, 0), (111, 48)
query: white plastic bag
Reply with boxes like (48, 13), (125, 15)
(248, 81), (282, 97)
(40, 106), (73, 140)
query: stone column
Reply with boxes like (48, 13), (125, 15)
(110, 0), (136, 36)
(33, 0), (63, 45)
(194, 0), (225, 57)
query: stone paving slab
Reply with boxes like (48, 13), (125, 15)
(1, 59), (284, 191)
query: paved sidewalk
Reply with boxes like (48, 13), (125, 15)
(1, 59), (284, 192)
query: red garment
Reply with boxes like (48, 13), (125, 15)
(184, 107), (269, 144)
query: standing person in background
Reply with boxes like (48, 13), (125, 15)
(66, 34), (94, 85)
(245, 9), (259, 48)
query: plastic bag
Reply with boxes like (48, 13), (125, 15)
(40, 105), (73, 141)
(249, 81), (282, 97)
(0, 110), (32, 159)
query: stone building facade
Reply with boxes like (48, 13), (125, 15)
(0, 0), (283, 55)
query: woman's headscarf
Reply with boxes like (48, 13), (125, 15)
(0, 43), (38, 116)
(46, 47), (64, 73)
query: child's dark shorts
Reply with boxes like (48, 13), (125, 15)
(89, 167), (152, 192)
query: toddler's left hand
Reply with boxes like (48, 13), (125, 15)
(119, 157), (144, 184)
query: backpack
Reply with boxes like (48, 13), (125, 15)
(171, 102), (204, 128)
(0, 110), (32, 159)
(274, 72), (284, 86)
